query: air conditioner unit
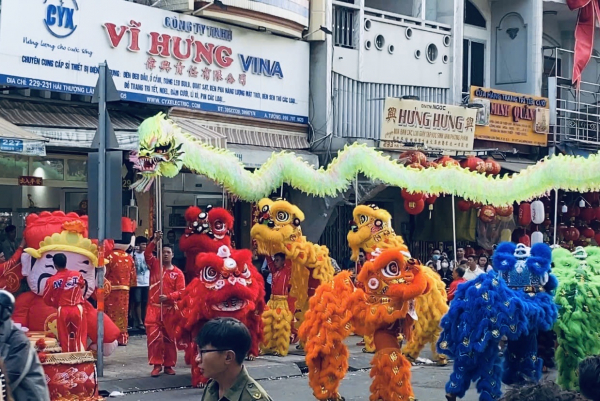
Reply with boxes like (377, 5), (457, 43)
(154, 0), (194, 12)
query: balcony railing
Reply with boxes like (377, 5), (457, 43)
(333, 2), (358, 49)
(545, 47), (600, 150)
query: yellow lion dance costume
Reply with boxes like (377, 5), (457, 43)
(299, 248), (431, 401)
(348, 204), (449, 365)
(251, 198), (335, 356)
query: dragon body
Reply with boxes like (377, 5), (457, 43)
(348, 204), (449, 365)
(552, 246), (600, 391)
(299, 248), (430, 401)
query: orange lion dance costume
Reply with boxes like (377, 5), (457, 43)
(348, 204), (449, 365)
(299, 248), (430, 401)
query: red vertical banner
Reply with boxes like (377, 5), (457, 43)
(149, 189), (155, 236)
(567, 0), (600, 86)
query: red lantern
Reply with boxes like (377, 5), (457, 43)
(564, 226), (580, 242)
(558, 223), (568, 238)
(460, 156), (486, 173)
(595, 233), (600, 245)
(484, 157), (502, 175)
(404, 199), (425, 215)
(399, 150), (427, 166)
(434, 155), (460, 167)
(401, 189), (424, 202)
(518, 202), (532, 226)
(457, 200), (472, 212)
(584, 192), (600, 205)
(495, 205), (514, 217)
(425, 194), (438, 205)
(518, 234), (531, 247)
(479, 205), (497, 223)
(583, 227), (595, 239)
(567, 206), (581, 219)
(581, 207), (596, 223)
(543, 217), (552, 228)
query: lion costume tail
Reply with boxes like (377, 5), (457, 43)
(298, 272), (355, 401)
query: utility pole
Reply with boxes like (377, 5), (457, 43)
(89, 62), (122, 376)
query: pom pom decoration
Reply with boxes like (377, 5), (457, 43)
(38, 352), (48, 363)
(479, 205), (497, 223)
(518, 202), (532, 226)
(35, 338), (47, 351)
(404, 199), (425, 215)
(495, 204), (514, 217)
(130, 114), (600, 204)
(399, 150), (427, 166)
(425, 194), (438, 205)
(531, 200), (545, 225)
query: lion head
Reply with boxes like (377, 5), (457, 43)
(130, 114), (184, 192)
(347, 204), (406, 261)
(250, 199), (304, 256)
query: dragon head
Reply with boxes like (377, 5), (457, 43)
(357, 248), (429, 302)
(130, 113), (184, 192)
(347, 204), (406, 261)
(195, 245), (264, 320)
(250, 198), (304, 256)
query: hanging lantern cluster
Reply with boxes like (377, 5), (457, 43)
(557, 192), (600, 249)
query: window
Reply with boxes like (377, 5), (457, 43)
(0, 155), (28, 179)
(462, 39), (485, 94)
(333, 5), (357, 49)
(66, 159), (87, 182)
(31, 158), (64, 180)
(465, 0), (486, 28)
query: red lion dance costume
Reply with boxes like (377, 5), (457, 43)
(172, 245), (265, 388)
(105, 217), (137, 345)
(299, 248), (431, 401)
(179, 205), (233, 282)
(13, 211), (120, 355)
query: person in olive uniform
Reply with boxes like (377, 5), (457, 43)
(197, 318), (272, 401)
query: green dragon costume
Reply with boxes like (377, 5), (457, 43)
(130, 113), (600, 203)
(552, 246), (600, 391)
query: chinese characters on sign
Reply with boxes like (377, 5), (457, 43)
(18, 176), (43, 186)
(470, 87), (549, 146)
(380, 99), (477, 151)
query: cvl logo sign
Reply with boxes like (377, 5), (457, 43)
(43, 0), (78, 38)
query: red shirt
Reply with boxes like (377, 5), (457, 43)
(269, 259), (292, 296)
(144, 241), (185, 305)
(43, 269), (85, 308)
(447, 278), (466, 301)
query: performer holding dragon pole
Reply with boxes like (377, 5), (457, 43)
(144, 232), (185, 377)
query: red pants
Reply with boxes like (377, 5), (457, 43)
(145, 305), (177, 367)
(58, 305), (87, 353)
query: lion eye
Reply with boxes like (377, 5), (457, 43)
(202, 267), (218, 282)
(276, 211), (289, 222)
(213, 221), (224, 230)
(359, 215), (368, 224)
(382, 261), (400, 277)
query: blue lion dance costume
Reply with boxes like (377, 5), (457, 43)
(437, 242), (558, 400)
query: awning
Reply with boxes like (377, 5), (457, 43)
(228, 144), (318, 168)
(0, 99), (144, 151)
(499, 157), (537, 173)
(0, 117), (46, 156)
(170, 117), (227, 148)
(24, 128), (139, 151)
(204, 121), (309, 149)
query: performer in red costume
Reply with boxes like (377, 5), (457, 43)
(43, 253), (87, 352)
(179, 206), (233, 282)
(144, 232), (185, 377)
(0, 238), (26, 294)
(105, 217), (137, 345)
(172, 245), (265, 388)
